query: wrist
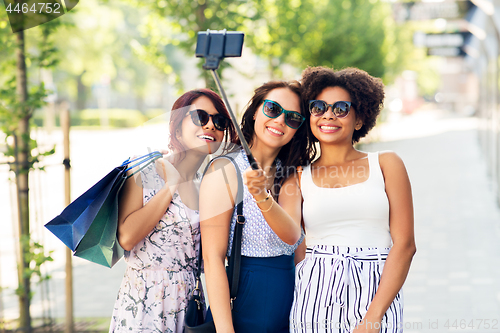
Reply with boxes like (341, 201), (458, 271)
(257, 196), (274, 213)
(362, 311), (383, 325)
(253, 189), (271, 203)
(161, 182), (178, 195)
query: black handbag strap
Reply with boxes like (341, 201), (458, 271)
(226, 156), (244, 301)
(196, 154), (244, 302)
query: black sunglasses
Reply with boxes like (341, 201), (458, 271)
(262, 99), (305, 129)
(309, 100), (353, 118)
(189, 109), (230, 131)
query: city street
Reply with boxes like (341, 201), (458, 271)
(1, 107), (500, 332)
(368, 109), (500, 332)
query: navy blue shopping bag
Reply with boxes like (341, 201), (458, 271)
(45, 151), (162, 267)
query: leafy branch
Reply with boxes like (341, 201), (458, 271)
(15, 235), (54, 300)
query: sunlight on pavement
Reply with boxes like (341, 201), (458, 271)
(369, 105), (478, 143)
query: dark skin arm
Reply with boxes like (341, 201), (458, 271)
(354, 151), (416, 332)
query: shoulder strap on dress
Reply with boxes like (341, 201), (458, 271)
(296, 166), (303, 189)
(367, 151), (384, 184)
(295, 166), (306, 234)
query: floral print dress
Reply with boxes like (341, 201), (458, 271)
(109, 163), (201, 333)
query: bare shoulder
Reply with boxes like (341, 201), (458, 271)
(203, 157), (237, 175)
(200, 157), (240, 219)
(200, 157), (239, 190)
(378, 151), (410, 184)
(379, 151), (406, 169)
(118, 168), (144, 225)
(124, 167), (143, 194)
(283, 171), (300, 187)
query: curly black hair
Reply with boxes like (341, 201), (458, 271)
(301, 66), (385, 145)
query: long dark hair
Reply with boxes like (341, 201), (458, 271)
(239, 81), (313, 182)
(168, 88), (238, 155)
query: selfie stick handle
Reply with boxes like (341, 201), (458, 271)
(210, 69), (258, 170)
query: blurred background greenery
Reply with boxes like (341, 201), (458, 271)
(0, 0), (433, 129)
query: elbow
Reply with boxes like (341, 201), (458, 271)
(283, 230), (302, 246)
(403, 241), (417, 259)
(393, 239), (416, 259)
(118, 233), (135, 252)
(409, 242), (417, 257)
(284, 236), (301, 246)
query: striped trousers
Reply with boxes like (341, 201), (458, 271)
(290, 246), (403, 333)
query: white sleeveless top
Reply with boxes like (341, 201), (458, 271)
(301, 152), (392, 247)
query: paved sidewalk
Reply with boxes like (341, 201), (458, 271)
(2, 109), (500, 332)
(365, 110), (500, 333)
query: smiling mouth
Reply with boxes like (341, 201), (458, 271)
(267, 127), (284, 135)
(320, 125), (340, 130)
(198, 134), (215, 141)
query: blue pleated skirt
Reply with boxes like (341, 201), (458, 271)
(207, 255), (295, 333)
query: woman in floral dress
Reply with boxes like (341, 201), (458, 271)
(109, 89), (237, 333)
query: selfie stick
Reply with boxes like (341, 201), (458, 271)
(196, 30), (258, 170)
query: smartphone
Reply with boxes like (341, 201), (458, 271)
(195, 30), (244, 69)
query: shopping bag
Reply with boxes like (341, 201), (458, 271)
(45, 164), (128, 251)
(45, 151), (162, 266)
(72, 173), (127, 267)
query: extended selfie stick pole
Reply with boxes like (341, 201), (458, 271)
(210, 70), (258, 170)
(196, 29), (258, 170)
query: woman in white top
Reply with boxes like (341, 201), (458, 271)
(283, 67), (416, 333)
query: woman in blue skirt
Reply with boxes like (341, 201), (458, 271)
(199, 80), (313, 333)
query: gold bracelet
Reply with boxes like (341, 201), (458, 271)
(253, 190), (271, 204)
(258, 198), (274, 213)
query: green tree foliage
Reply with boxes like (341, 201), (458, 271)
(50, 0), (136, 109)
(125, 0), (256, 56)
(0, 14), (59, 167)
(119, 0), (259, 88)
(50, 0), (184, 110)
(246, 0), (410, 80)
(122, 0), (410, 83)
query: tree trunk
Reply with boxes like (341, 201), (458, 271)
(76, 72), (87, 112)
(15, 30), (32, 333)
